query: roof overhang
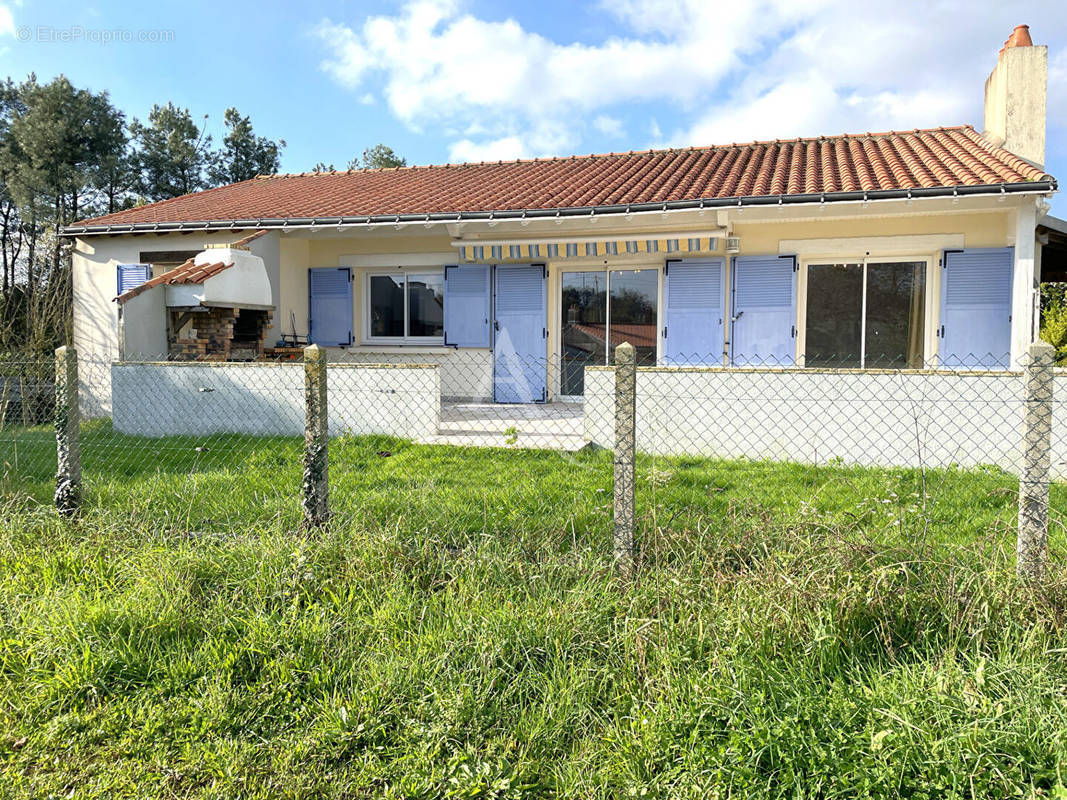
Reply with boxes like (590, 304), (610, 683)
(1039, 214), (1067, 282)
(61, 181), (1057, 237)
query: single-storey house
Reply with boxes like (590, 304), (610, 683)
(65, 26), (1061, 422)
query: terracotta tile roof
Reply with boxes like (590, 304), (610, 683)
(80, 126), (1053, 230)
(569, 322), (658, 349)
(115, 259), (234, 303)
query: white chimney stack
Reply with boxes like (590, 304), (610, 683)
(983, 24), (1047, 168)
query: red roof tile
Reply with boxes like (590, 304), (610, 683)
(569, 322), (658, 350)
(115, 259), (233, 303)
(81, 126), (1052, 229)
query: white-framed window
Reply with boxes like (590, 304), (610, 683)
(365, 269), (445, 343)
(801, 255), (931, 368)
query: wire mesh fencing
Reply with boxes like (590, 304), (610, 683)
(0, 344), (1060, 577)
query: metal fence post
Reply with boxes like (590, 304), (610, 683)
(302, 344), (329, 528)
(54, 346), (81, 517)
(1019, 339), (1055, 583)
(614, 342), (637, 578)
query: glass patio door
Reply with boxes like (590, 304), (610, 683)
(560, 268), (658, 396)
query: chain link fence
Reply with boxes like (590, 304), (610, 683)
(0, 344), (1060, 577)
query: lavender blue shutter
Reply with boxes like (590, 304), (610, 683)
(308, 267), (353, 346)
(940, 248), (1013, 368)
(117, 263), (150, 294)
(493, 265), (547, 403)
(731, 255), (797, 366)
(443, 264), (491, 347)
(664, 259), (725, 365)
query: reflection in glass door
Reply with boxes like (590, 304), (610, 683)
(560, 268), (659, 395)
(561, 271), (606, 395)
(608, 269), (658, 367)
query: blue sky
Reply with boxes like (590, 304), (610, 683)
(1, 0), (1065, 211)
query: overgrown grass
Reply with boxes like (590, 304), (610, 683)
(2, 425), (1067, 797)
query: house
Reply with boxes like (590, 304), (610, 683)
(66, 25), (1060, 419)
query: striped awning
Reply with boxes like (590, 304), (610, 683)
(456, 236), (721, 263)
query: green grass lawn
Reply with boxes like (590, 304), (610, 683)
(3, 423), (1067, 797)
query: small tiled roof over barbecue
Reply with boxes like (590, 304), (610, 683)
(115, 259), (233, 303)
(76, 125), (1054, 231)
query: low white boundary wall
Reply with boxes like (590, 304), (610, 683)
(584, 366), (1067, 478)
(112, 362), (440, 439)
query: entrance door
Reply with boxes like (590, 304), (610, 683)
(731, 255), (796, 365)
(494, 264), (547, 403)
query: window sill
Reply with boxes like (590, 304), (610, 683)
(353, 343), (454, 354)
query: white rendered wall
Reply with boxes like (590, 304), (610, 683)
(111, 362), (440, 439)
(336, 348), (493, 401)
(583, 366), (1067, 478)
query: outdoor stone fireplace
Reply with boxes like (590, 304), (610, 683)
(169, 307), (272, 361)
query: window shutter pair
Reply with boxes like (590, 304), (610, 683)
(443, 264), (492, 348)
(662, 255), (797, 366)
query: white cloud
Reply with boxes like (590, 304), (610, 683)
(449, 135), (526, 163)
(0, 5), (15, 37)
(593, 115), (624, 138)
(315, 0), (1067, 162)
(648, 118), (663, 144)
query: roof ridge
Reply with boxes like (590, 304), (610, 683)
(257, 125), (981, 179)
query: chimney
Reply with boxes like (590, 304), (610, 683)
(983, 24), (1047, 168)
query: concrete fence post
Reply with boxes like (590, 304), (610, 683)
(614, 342), (637, 579)
(1019, 339), (1055, 583)
(302, 344), (329, 528)
(54, 346), (81, 517)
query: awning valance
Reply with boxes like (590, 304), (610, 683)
(454, 235), (722, 263)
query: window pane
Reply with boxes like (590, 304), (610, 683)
(407, 272), (444, 337)
(561, 271), (607, 395)
(865, 261), (925, 368)
(370, 275), (404, 337)
(609, 269), (659, 367)
(806, 263), (862, 367)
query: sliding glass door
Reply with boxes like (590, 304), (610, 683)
(560, 268), (658, 395)
(608, 269), (658, 366)
(805, 260), (926, 368)
(561, 271), (607, 396)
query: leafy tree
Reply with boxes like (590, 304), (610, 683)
(311, 162), (335, 173)
(209, 107), (285, 185)
(0, 75), (126, 349)
(350, 144), (406, 170)
(1040, 283), (1067, 364)
(129, 102), (213, 201)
